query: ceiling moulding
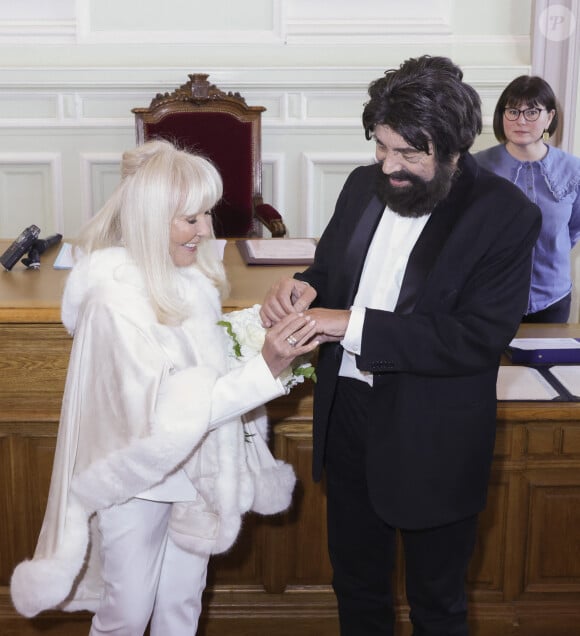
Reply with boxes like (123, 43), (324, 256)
(0, 20), (76, 43)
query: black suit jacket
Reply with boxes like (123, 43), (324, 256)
(296, 153), (542, 529)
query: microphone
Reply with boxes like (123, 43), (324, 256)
(0, 225), (41, 271)
(21, 233), (63, 269)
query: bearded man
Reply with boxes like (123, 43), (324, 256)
(260, 55), (541, 636)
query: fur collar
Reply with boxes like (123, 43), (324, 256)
(61, 247), (221, 336)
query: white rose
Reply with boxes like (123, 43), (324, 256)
(239, 321), (266, 354)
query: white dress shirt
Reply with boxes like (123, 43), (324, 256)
(339, 206), (430, 385)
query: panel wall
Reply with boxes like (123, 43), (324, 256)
(0, 0), (577, 318)
(0, 69), (516, 239)
(0, 1), (535, 237)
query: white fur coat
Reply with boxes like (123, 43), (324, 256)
(10, 247), (295, 618)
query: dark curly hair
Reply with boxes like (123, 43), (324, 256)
(362, 55), (482, 163)
(492, 75), (558, 143)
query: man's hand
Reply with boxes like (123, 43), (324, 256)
(260, 277), (317, 327)
(304, 308), (350, 343)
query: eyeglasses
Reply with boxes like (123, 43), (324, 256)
(503, 107), (545, 122)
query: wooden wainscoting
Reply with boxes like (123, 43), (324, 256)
(1, 260), (580, 634)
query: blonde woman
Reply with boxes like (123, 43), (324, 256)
(11, 139), (318, 635)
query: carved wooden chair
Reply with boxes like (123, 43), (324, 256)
(132, 74), (286, 238)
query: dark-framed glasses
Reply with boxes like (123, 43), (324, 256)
(503, 107), (544, 122)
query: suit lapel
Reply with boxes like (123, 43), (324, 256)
(395, 155), (476, 314)
(339, 194), (385, 307)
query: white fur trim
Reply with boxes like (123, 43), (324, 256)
(61, 248), (130, 335)
(251, 461), (296, 515)
(10, 500), (89, 618)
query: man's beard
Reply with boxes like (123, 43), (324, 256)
(375, 160), (459, 218)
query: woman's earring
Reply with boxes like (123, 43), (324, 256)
(542, 130), (550, 142)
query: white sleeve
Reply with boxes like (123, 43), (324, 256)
(209, 354), (285, 427)
(341, 305), (366, 355)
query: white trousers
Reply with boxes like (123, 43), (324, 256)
(89, 497), (209, 636)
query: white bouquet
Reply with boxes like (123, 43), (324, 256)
(219, 304), (316, 391)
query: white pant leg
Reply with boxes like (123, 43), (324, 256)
(149, 534), (209, 636)
(90, 498), (172, 636)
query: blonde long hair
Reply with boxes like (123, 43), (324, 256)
(75, 139), (229, 324)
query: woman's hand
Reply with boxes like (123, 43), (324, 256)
(261, 312), (319, 379)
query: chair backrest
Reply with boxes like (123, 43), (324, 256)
(132, 74), (284, 237)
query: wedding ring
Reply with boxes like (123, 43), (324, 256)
(286, 335), (298, 347)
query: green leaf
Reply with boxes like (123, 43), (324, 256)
(294, 364), (317, 383)
(217, 320), (242, 358)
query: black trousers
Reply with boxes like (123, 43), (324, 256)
(325, 378), (478, 636)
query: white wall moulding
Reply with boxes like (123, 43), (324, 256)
(0, 61), (533, 240)
(301, 153), (373, 238)
(284, 0), (530, 51)
(0, 1), (74, 20)
(0, 21), (76, 43)
(0, 0), (531, 51)
(77, 0), (284, 44)
(304, 91), (371, 124)
(0, 153), (63, 237)
(80, 92), (146, 122)
(0, 93), (59, 120)
(0, 65), (531, 130)
(79, 153), (121, 223)
(0, 0), (75, 43)
(286, 0), (452, 41)
(0, 65), (532, 90)
(261, 153), (285, 218)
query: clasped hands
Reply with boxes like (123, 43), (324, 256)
(260, 277), (350, 345)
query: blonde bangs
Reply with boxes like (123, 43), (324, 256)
(174, 155), (222, 219)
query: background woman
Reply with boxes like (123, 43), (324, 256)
(475, 75), (580, 323)
(11, 139), (318, 635)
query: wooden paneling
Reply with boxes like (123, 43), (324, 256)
(523, 471), (580, 592)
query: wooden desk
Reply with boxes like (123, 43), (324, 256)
(1, 242), (579, 636)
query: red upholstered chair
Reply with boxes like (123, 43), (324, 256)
(132, 73), (286, 238)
